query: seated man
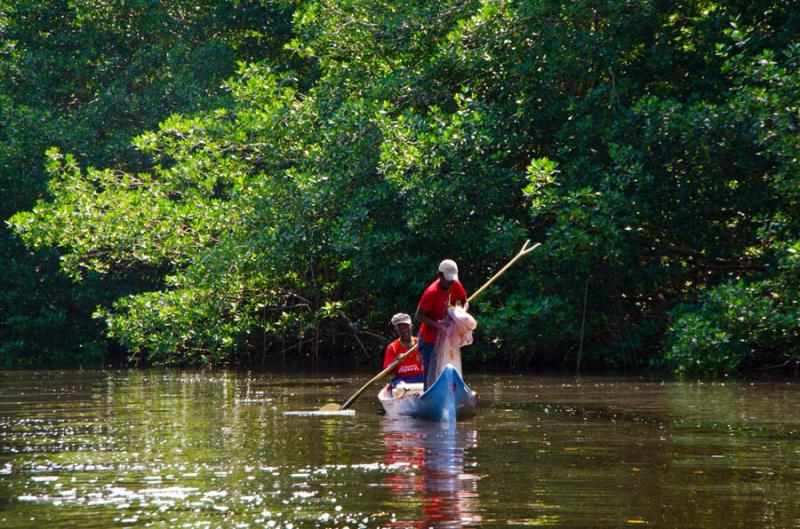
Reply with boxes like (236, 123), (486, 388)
(383, 313), (424, 392)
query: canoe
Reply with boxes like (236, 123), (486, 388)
(378, 364), (477, 421)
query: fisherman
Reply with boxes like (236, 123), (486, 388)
(414, 259), (468, 389)
(383, 313), (424, 391)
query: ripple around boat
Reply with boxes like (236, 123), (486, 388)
(378, 364), (477, 421)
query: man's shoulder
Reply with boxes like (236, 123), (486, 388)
(422, 279), (440, 295)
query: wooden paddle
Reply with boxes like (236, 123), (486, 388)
(322, 240), (541, 412)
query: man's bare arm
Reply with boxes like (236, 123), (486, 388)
(415, 305), (444, 332)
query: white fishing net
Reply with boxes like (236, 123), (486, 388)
(426, 305), (477, 388)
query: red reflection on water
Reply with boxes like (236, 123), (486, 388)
(381, 418), (481, 528)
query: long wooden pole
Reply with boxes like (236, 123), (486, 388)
(576, 275), (590, 374)
(331, 240), (541, 411)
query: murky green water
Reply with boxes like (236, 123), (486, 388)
(1, 371), (799, 528)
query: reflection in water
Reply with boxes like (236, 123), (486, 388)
(2, 372), (800, 528)
(381, 418), (480, 528)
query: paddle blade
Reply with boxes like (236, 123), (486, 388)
(283, 408), (355, 417)
(282, 401), (355, 417)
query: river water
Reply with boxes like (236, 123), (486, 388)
(1, 370), (798, 528)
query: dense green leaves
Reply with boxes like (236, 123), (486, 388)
(5, 0), (800, 375)
(0, 0), (295, 367)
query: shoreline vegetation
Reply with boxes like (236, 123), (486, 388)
(2, 1), (798, 377)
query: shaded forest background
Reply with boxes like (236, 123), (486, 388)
(1, 0), (798, 377)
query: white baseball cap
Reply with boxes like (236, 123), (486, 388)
(390, 313), (412, 326)
(438, 259), (458, 281)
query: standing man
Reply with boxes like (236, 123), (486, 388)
(383, 313), (424, 389)
(415, 259), (468, 389)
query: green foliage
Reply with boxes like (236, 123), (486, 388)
(666, 278), (800, 377)
(0, 0), (295, 367)
(5, 0), (800, 374)
(474, 293), (577, 366)
(662, 37), (800, 376)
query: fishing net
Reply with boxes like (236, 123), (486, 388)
(426, 305), (477, 388)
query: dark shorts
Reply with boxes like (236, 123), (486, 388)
(391, 373), (424, 386)
(417, 335), (436, 389)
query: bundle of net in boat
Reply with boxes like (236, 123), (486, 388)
(427, 305), (477, 388)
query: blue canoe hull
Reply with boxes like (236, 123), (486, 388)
(378, 364), (477, 421)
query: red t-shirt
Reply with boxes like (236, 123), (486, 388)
(417, 279), (467, 343)
(383, 337), (422, 378)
